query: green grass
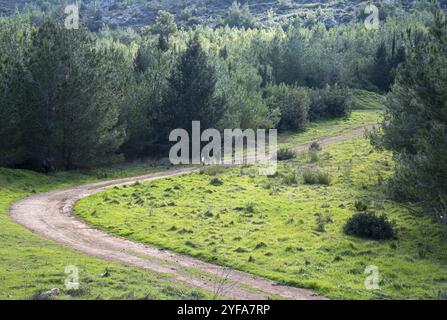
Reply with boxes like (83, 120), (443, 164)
(350, 89), (387, 110)
(278, 90), (384, 149)
(76, 138), (447, 299)
(2, 91), (401, 299)
(278, 110), (382, 148)
(0, 166), (209, 300)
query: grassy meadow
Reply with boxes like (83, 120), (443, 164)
(0, 166), (210, 300)
(0, 97), (379, 300)
(4, 93), (446, 300)
(75, 136), (447, 299)
(278, 90), (384, 148)
(1, 0), (446, 302)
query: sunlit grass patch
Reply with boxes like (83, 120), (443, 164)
(0, 167), (209, 300)
(75, 138), (447, 299)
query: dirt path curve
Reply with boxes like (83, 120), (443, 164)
(9, 126), (370, 300)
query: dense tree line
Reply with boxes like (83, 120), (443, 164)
(0, 7), (434, 171)
(370, 7), (447, 219)
(0, 17), (131, 170)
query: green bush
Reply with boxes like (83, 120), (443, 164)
(302, 169), (331, 185)
(277, 148), (296, 161)
(309, 142), (322, 152)
(344, 212), (397, 240)
(200, 166), (227, 176)
(309, 85), (351, 120)
(282, 171), (298, 185)
(354, 200), (369, 212)
(224, 2), (256, 28)
(264, 84), (310, 132)
(308, 151), (320, 163)
(315, 211), (333, 232)
(245, 202), (256, 213)
(210, 177), (223, 186)
(437, 290), (447, 300)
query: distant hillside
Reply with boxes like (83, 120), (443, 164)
(1, 0), (446, 30)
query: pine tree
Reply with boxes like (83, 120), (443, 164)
(265, 84), (310, 132)
(17, 20), (128, 169)
(370, 42), (392, 92)
(0, 15), (31, 166)
(156, 34), (226, 147)
(122, 40), (172, 157)
(370, 8), (447, 215)
(224, 2), (256, 29)
(151, 11), (177, 51)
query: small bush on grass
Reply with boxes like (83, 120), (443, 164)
(343, 212), (397, 240)
(354, 200), (369, 212)
(308, 84), (351, 120)
(245, 202), (256, 213)
(264, 84), (310, 131)
(210, 177), (223, 186)
(277, 148), (296, 161)
(200, 166), (227, 176)
(66, 285), (90, 297)
(282, 171), (298, 185)
(437, 290), (447, 300)
(309, 142), (322, 152)
(416, 241), (432, 259)
(27, 292), (53, 300)
(309, 151), (320, 163)
(315, 212), (333, 232)
(302, 169), (331, 185)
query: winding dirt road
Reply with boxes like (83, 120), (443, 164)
(9, 126), (369, 300)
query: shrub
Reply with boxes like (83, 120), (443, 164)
(264, 84), (310, 131)
(234, 247), (248, 253)
(309, 142), (322, 152)
(343, 212), (397, 240)
(354, 200), (369, 212)
(210, 177), (223, 186)
(277, 148), (296, 161)
(302, 169), (331, 185)
(309, 151), (319, 163)
(315, 212), (333, 232)
(185, 241), (200, 249)
(437, 290), (447, 300)
(282, 171), (298, 185)
(245, 202), (256, 213)
(309, 84), (351, 120)
(200, 166), (227, 176)
(27, 292), (53, 300)
(416, 241), (432, 259)
(224, 2), (256, 28)
(65, 285), (90, 297)
(255, 242), (267, 249)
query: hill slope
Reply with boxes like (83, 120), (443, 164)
(2, 0), (445, 30)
